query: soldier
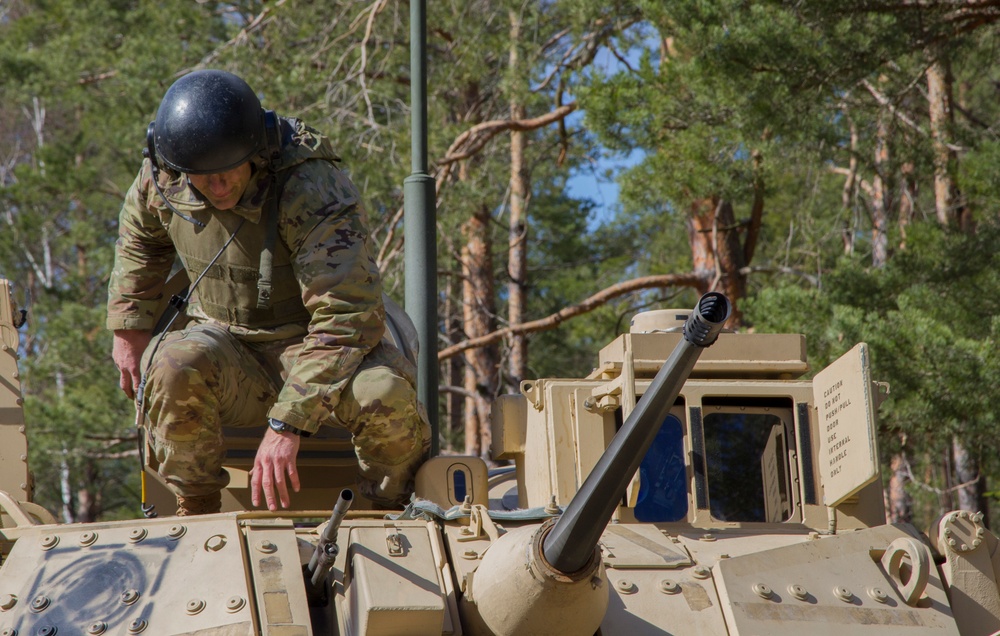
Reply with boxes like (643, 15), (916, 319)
(108, 69), (430, 516)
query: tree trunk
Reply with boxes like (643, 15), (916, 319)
(444, 267), (464, 446)
(871, 109), (890, 267)
(76, 462), (101, 523)
(952, 436), (981, 513)
(461, 205), (498, 459)
(59, 449), (74, 524)
(898, 162), (915, 250)
(927, 55), (970, 230)
(841, 122), (859, 255)
(686, 197), (747, 327)
(507, 9), (529, 393)
(886, 452), (912, 523)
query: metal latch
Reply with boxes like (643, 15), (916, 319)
(457, 504), (503, 543)
(386, 525), (404, 556)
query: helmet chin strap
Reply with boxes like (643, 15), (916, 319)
(144, 122), (206, 228)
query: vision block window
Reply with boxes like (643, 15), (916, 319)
(634, 412), (688, 523)
(703, 399), (795, 523)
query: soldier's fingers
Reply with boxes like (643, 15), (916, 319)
(275, 466), (290, 509)
(262, 462), (277, 511)
(287, 461), (300, 494)
(250, 460), (262, 507)
(119, 369), (135, 400)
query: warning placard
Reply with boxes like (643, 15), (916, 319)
(813, 343), (880, 507)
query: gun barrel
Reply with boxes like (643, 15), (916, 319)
(308, 489), (354, 580)
(542, 293), (731, 574)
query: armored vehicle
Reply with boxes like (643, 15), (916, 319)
(2, 279), (999, 635)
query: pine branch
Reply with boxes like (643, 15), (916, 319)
(438, 272), (705, 360)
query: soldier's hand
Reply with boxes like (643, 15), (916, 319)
(252, 428), (302, 510)
(112, 329), (152, 400)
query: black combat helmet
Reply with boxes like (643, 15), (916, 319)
(153, 70), (265, 175)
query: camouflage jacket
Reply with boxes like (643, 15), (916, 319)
(107, 118), (385, 434)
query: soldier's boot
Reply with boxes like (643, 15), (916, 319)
(176, 492), (222, 516)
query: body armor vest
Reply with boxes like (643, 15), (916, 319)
(165, 170), (309, 329)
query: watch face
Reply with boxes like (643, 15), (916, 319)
(269, 418), (302, 435)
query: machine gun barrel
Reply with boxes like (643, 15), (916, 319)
(308, 489), (353, 590)
(542, 292), (731, 574)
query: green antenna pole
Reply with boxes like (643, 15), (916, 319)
(404, 0), (439, 456)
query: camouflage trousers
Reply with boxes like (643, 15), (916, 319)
(140, 321), (430, 506)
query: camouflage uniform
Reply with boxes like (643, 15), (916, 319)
(107, 118), (430, 506)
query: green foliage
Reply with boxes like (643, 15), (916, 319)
(1, 0), (249, 521)
(747, 222), (1000, 525)
(4, 0), (1000, 526)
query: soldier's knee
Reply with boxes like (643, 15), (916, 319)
(350, 365), (416, 412)
(146, 335), (222, 394)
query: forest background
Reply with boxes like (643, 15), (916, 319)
(1, 0), (999, 530)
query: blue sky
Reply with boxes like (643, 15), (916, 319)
(560, 36), (653, 230)
(565, 147), (646, 230)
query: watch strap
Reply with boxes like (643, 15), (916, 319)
(268, 417), (311, 437)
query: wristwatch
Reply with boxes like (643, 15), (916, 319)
(268, 417), (311, 437)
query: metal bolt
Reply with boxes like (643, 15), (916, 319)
(121, 589), (140, 605)
(167, 525), (186, 539)
(30, 596), (49, 612)
(544, 496), (561, 515)
(186, 599), (206, 615)
(868, 587), (889, 603)
(752, 583), (773, 600)
(693, 566), (711, 579)
(459, 527), (472, 535)
(0, 627), (15, 636)
(462, 549), (479, 560)
(36, 627), (56, 636)
(39, 535), (58, 551)
(616, 579), (637, 594)
(127, 619), (146, 634)
(79, 531), (97, 547)
(87, 622), (107, 635)
(0, 594), (17, 611)
(205, 535), (226, 552)
(128, 528), (147, 543)
(659, 580), (680, 594)
(256, 540), (276, 554)
(788, 584), (808, 601)
(226, 596), (245, 613)
(834, 585), (854, 603)
(700, 533), (716, 542)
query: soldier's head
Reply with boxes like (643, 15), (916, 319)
(147, 70), (279, 209)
